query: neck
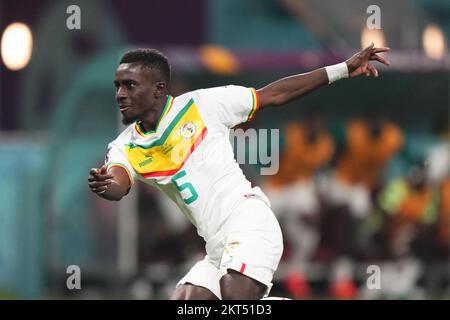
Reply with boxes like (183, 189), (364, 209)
(139, 95), (169, 132)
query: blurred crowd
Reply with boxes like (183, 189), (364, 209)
(261, 114), (449, 299)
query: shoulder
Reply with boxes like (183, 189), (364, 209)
(108, 124), (134, 148)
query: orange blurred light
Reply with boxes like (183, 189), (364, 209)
(423, 24), (446, 60)
(199, 45), (239, 75)
(361, 27), (386, 49)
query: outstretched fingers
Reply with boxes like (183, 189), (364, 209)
(363, 42), (375, 53)
(370, 53), (390, 65)
(366, 63), (379, 77)
(363, 43), (390, 57)
(372, 47), (390, 54)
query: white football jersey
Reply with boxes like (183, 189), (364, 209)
(105, 85), (270, 241)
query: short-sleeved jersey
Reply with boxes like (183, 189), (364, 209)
(105, 85), (267, 241)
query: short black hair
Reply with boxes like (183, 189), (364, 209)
(120, 48), (171, 83)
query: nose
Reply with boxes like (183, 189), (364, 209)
(116, 86), (127, 102)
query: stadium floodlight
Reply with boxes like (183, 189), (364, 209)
(1, 22), (33, 71)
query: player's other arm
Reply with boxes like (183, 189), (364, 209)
(88, 165), (131, 201)
(257, 43), (390, 108)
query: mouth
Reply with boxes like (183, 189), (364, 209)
(119, 105), (131, 113)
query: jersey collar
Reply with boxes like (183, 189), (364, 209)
(134, 95), (174, 137)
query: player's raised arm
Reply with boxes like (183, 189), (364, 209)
(257, 43), (390, 108)
(88, 165), (131, 201)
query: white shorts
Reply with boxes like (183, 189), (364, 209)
(176, 197), (284, 299)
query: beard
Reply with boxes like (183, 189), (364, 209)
(121, 114), (138, 125)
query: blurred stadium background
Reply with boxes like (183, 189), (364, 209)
(0, 0), (449, 299)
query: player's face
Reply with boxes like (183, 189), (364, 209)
(114, 63), (161, 125)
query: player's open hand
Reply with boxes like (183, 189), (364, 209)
(345, 43), (390, 78)
(88, 165), (114, 195)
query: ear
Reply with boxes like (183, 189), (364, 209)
(154, 81), (167, 98)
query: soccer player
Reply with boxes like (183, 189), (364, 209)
(88, 43), (390, 300)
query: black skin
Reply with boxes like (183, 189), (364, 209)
(170, 270), (266, 300)
(114, 63), (168, 128)
(88, 43), (390, 299)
